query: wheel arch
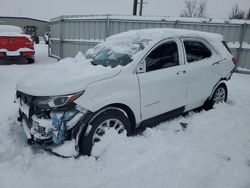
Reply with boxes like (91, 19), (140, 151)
(76, 103), (136, 155)
(203, 80), (228, 110)
(208, 80), (228, 101)
(105, 103), (136, 134)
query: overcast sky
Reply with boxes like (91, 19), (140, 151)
(0, 0), (249, 21)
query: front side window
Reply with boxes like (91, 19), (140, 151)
(184, 41), (212, 63)
(145, 41), (179, 72)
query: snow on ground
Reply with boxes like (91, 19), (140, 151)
(0, 44), (250, 188)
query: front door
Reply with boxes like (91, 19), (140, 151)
(137, 39), (188, 121)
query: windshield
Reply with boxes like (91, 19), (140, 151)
(86, 38), (151, 68)
(87, 48), (133, 67)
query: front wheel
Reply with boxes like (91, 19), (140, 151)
(204, 84), (228, 110)
(78, 108), (131, 156)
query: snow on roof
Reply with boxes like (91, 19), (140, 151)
(0, 25), (32, 40)
(0, 25), (24, 34)
(107, 28), (223, 42)
(50, 14), (250, 25)
(87, 28), (224, 61)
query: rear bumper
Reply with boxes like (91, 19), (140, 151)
(0, 50), (35, 58)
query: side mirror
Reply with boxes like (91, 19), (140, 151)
(136, 59), (146, 73)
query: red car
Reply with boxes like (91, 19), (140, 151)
(0, 25), (35, 63)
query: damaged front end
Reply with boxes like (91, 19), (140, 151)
(16, 90), (91, 158)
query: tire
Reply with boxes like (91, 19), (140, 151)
(34, 36), (39, 44)
(78, 108), (131, 156)
(204, 84), (228, 110)
(26, 58), (35, 64)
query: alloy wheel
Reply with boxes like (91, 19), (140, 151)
(213, 87), (226, 104)
(92, 119), (125, 145)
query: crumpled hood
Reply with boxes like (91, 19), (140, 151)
(17, 61), (120, 96)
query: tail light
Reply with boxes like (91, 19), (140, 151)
(21, 51), (35, 57)
(232, 57), (237, 65)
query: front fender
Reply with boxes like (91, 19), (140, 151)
(74, 72), (141, 124)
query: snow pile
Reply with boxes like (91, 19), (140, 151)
(228, 42), (250, 50)
(0, 44), (250, 188)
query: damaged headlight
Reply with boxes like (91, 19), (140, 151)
(34, 91), (84, 109)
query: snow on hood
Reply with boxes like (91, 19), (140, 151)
(16, 53), (121, 96)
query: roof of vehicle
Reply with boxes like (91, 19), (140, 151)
(0, 25), (32, 40)
(107, 28), (223, 44)
(90, 28), (226, 60)
(0, 25), (24, 34)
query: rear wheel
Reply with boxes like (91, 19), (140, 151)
(34, 36), (39, 44)
(204, 84), (227, 110)
(26, 58), (34, 64)
(78, 108), (131, 156)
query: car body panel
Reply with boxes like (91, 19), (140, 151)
(0, 25), (35, 59)
(74, 70), (141, 124)
(17, 61), (121, 96)
(15, 28), (235, 156)
(137, 38), (188, 120)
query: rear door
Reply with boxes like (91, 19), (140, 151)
(137, 39), (188, 121)
(181, 38), (221, 110)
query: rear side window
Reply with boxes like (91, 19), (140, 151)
(222, 41), (232, 54)
(184, 41), (212, 63)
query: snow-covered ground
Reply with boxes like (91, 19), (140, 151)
(0, 44), (250, 188)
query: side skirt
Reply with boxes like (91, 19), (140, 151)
(136, 106), (185, 133)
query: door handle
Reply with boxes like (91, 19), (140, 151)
(213, 59), (225, 66)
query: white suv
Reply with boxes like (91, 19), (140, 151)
(16, 28), (236, 157)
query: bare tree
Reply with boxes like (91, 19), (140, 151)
(229, 4), (245, 19)
(246, 8), (250, 20)
(180, 0), (207, 18)
(181, 0), (197, 17)
(195, 0), (207, 18)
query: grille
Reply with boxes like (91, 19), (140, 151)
(37, 125), (47, 136)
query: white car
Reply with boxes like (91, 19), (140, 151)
(16, 28), (236, 157)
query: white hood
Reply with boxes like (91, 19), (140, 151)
(16, 61), (120, 96)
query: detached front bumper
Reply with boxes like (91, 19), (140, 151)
(17, 96), (90, 158)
